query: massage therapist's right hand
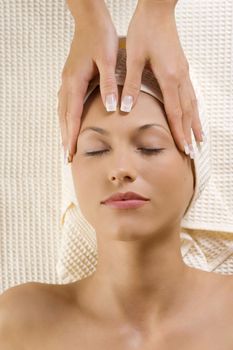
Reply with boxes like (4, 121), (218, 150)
(57, 2), (119, 163)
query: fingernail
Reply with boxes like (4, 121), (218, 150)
(183, 140), (190, 155)
(120, 95), (133, 112)
(64, 147), (73, 165)
(105, 94), (117, 112)
(68, 150), (73, 163)
(189, 144), (195, 159)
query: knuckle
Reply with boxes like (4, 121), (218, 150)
(101, 76), (116, 91)
(183, 103), (193, 116)
(167, 107), (182, 120)
(165, 70), (179, 84)
(98, 54), (116, 67)
(66, 78), (78, 91)
(165, 64), (189, 83)
(67, 82), (84, 97)
(61, 71), (76, 87)
(124, 80), (139, 94)
(103, 55), (115, 66)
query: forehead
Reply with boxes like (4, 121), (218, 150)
(80, 86), (169, 132)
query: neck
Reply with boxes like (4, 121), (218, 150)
(75, 226), (195, 331)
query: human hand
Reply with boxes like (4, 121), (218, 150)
(120, 0), (204, 157)
(57, 2), (119, 163)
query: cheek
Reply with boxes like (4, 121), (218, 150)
(145, 152), (181, 185)
(146, 152), (193, 210)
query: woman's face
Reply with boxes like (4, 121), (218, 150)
(71, 86), (194, 241)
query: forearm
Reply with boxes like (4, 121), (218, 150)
(66, 0), (112, 25)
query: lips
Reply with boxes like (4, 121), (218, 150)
(101, 191), (149, 204)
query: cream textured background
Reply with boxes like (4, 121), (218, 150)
(0, 0), (232, 293)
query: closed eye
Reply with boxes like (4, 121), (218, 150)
(84, 148), (164, 157)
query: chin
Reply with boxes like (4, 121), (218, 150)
(96, 219), (159, 242)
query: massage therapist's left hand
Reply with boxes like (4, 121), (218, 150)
(121, 0), (204, 155)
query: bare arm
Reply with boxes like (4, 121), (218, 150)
(66, 0), (112, 25)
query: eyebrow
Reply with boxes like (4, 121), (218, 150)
(80, 123), (170, 136)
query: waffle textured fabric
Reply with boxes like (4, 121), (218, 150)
(1, 0), (233, 292)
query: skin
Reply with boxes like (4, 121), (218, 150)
(0, 86), (233, 350)
(59, 0), (203, 162)
(71, 85), (196, 330)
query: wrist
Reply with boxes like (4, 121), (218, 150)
(67, 0), (111, 24)
(135, 0), (177, 22)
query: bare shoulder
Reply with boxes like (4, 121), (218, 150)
(0, 280), (75, 320)
(192, 268), (233, 318)
(0, 282), (74, 349)
(0, 282), (43, 348)
(217, 273), (233, 296)
(222, 273), (233, 302)
(213, 273), (233, 321)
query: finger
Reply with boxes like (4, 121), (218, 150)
(97, 56), (119, 113)
(158, 79), (187, 153)
(178, 78), (194, 157)
(66, 78), (89, 157)
(120, 54), (145, 113)
(187, 75), (203, 143)
(57, 87), (68, 150)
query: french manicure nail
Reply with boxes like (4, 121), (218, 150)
(189, 144), (195, 159)
(183, 140), (190, 155)
(64, 148), (73, 164)
(68, 154), (73, 163)
(105, 94), (117, 112)
(120, 95), (133, 112)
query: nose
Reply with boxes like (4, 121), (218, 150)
(109, 167), (137, 184)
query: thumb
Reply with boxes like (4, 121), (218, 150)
(120, 56), (145, 112)
(97, 58), (118, 112)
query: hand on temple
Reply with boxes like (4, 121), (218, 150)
(121, 0), (204, 155)
(58, 0), (119, 162)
